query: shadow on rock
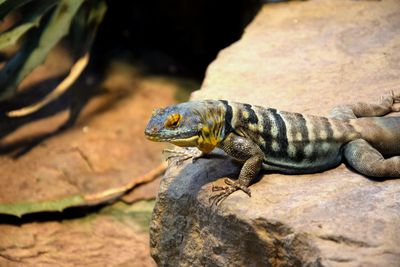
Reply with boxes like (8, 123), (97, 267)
(0, 70), (105, 157)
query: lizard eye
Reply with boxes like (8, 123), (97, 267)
(165, 113), (181, 128)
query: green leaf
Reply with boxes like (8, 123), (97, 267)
(71, 0), (106, 57)
(0, 195), (85, 217)
(0, 0), (58, 50)
(0, 0), (85, 101)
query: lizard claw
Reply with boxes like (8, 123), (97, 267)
(390, 90), (400, 102)
(209, 178), (252, 206)
(382, 90), (400, 112)
(223, 178), (234, 186)
(223, 178), (251, 197)
(163, 147), (203, 165)
(212, 185), (228, 191)
(391, 90), (400, 112)
(209, 187), (237, 206)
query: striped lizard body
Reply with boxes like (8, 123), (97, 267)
(221, 101), (358, 173)
(145, 93), (400, 205)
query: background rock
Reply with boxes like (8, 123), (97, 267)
(150, 0), (400, 266)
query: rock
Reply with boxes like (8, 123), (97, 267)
(150, 0), (400, 266)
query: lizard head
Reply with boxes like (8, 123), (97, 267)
(145, 100), (225, 153)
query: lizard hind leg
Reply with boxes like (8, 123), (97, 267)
(344, 139), (400, 178)
(330, 91), (400, 119)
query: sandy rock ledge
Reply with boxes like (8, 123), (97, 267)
(150, 0), (400, 266)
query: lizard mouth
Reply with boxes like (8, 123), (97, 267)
(145, 135), (164, 141)
(145, 134), (199, 147)
(145, 132), (197, 140)
(169, 135), (199, 147)
(144, 134), (180, 142)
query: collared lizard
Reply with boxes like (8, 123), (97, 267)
(145, 93), (400, 205)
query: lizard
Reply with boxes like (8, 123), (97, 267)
(144, 92), (400, 205)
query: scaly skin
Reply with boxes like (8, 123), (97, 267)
(145, 93), (400, 205)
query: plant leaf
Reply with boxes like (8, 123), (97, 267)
(3, 0), (106, 116)
(71, 0), (106, 57)
(0, 0), (58, 50)
(0, 163), (166, 217)
(0, 0), (85, 101)
(0, 195), (85, 217)
(6, 52), (89, 117)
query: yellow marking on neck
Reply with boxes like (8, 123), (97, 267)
(197, 125), (222, 153)
(192, 103), (226, 153)
(197, 138), (216, 153)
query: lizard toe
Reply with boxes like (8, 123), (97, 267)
(390, 90), (400, 103)
(224, 178), (235, 186)
(209, 178), (252, 206)
(209, 188), (236, 206)
(212, 185), (228, 192)
(224, 178), (251, 197)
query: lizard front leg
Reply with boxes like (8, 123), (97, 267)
(163, 147), (204, 164)
(209, 133), (263, 206)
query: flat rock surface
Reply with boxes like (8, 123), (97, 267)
(151, 0), (400, 266)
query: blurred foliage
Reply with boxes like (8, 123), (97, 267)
(0, 0), (106, 103)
